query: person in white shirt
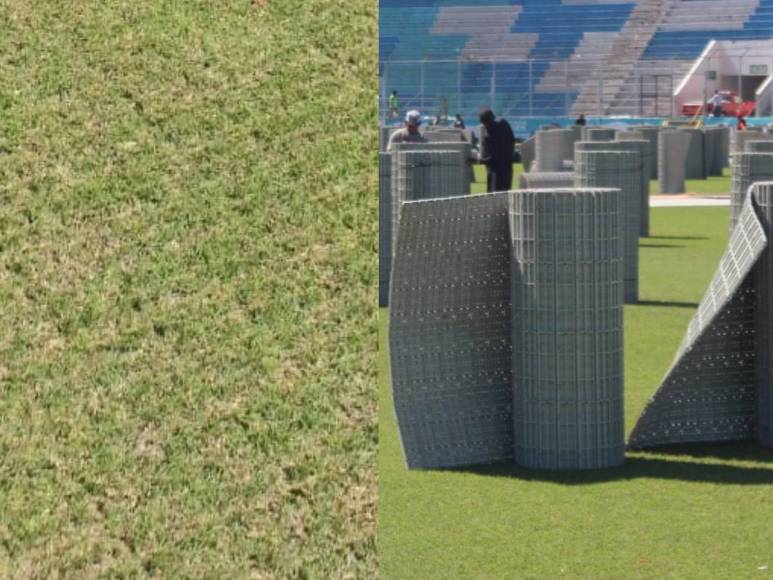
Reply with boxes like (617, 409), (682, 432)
(710, 91), (724, 117)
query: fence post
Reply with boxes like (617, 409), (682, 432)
(670, 59), (674, 117)
(528, 59), (533, 117)
(564, 60), (569, 115)
(738, 56), (743, 102)
(597, 79), (603, 116)
(420, 59), (425, 112)
(382, 64), (388, 121)
(456, 54), (461, 115)
(490, 60), (496, 107)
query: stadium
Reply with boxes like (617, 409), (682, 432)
(379, 1), (773, 578)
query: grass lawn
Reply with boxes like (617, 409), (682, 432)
(473, 165), (732, 196)
(0, 1), (376, 577)
(380, 206), (773, 578)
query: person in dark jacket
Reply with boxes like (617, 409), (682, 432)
(575, 113), (586, 126)
(478, 107), (515, 192)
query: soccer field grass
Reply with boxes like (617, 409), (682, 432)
(380, 206), (773, 578)
(0, 1), (376, 576)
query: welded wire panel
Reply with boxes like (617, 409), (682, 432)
(658, 130), (691, 194)
(510, 188), (624, 469)
(730, 153), (773, 233)
(632, 126), (659, 179)
(734, 129), (773, 154)
(628, 193), (767, 449)
(575, 150), (641, 303)
(379, 152), (392, 306)
(389, 193), (513, 469)
(752, 183), (773, 447)
(518, 172), (574, 189)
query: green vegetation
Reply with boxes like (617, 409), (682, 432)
(0, 1), (376, 576)
(473, 165), (731, 195)
(380, 207), (773, 578)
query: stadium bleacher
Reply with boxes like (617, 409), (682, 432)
(379, 0), (773, 119)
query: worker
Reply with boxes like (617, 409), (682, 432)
(387, 110), (427, 150)
(478, 107), (516, 193)
(737, 114), (747, 131)
(710, 90), (723, 117)
(388, 90), (398, 119)
(575, 113), (587, 126)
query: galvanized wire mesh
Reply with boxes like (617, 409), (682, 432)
(517, 172), (574, 189)
(745, 141), (773, 153)
(575, 149), (641, 303)
(729, 152), (773, 233)
(679, 127), (706, 180)
(632, 126), (660, 180)
(535, 129), (576, 172)
(658, 129), (691, 194)
(613, 137), (652, 237)
(389, 193), (513, 469)
(753, 182), (773, 447)
(520, 137), (536, 173)
(582, 127), (615, 142)
(628, 191), (767, 449)
(379, 152), (392, 307)
(510, 188), (625, 470)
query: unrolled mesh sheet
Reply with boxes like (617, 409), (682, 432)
(628, 191), (767, 448)
(729, 153), (773, 233)
(379, 152), (392, 306)
(389, 193), (514, 469)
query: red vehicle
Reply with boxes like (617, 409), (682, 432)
(681, 90), (756, 117)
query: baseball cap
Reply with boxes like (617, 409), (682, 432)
(405, 110), (422, 126)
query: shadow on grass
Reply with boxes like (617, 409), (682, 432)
(639, 243), (685, 249)
(448, 443), (773, 485)
(636, 299), (700, 309)
(646, 235), (709, 241)
(640, 440), (773, 463)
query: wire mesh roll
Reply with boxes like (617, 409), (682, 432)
(745, 140), (773, 153)
(575, 149), (641, 303)
(730, 152), (773, 233)
(509, 188), (624, 470)
(611, 138), (652, 237)
(518, 172), (574, 189)
(520, 137), (536, 173)
(424, 129), (466, 143)
(678, 127), (706, 179)
(658, 130), (691, 194)
(632, 126), (660, 179)
(379, 152), (392, 307)
(734, 129), (773, 154)
(753, 182), (773, 447)
(390, 147), (468, 260)
(535, 129), (575, 172)
(389, 193), (513, 469)
(582, 127), (615, 142)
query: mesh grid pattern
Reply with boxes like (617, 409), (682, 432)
(535, 129), (576, 172)
(389, 193), (513, 469)
(629, 191), (767, 448)
(517, 172), (574, 189)
(575, 149), (641, 303)
(729, 153), (773, 233)
(510, 189), (625, 470)
(658, 129), (691, 194)
(379, 152), (392, 306)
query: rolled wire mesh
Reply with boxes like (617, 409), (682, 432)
(733, 129), (773, 154)
(752, 182), (773, 447)
(629, 189), (767, 449)
(510, 188), (624, 470)
(613, 137), (652, 237)
(520, 137), (536, 173)
(379, 152), (392, 306)
(517, 172), (574, 189)
(423, 129), (467, 143)
(390, 146), (469, 261)
(715, 126), (730, 174)
(658, 130), (691, 194)
(582, 127), (616, 142)
(388, 193), (513, 469)
(632, 126), (660, 179)
(575, 149), (641, 303)
(745, 141), (773, 153)
(730, 152), (773, 233)
(678, 127), (706, 180)
(535, 129), (576, 172)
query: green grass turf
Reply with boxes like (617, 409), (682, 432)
(473, 165), (732, 196)
(380, 206), (773, 578)
(0, 2), (376, 577)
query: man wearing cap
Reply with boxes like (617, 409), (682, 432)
(387, 110), (427, 151)
(478, 107), (515, 192)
